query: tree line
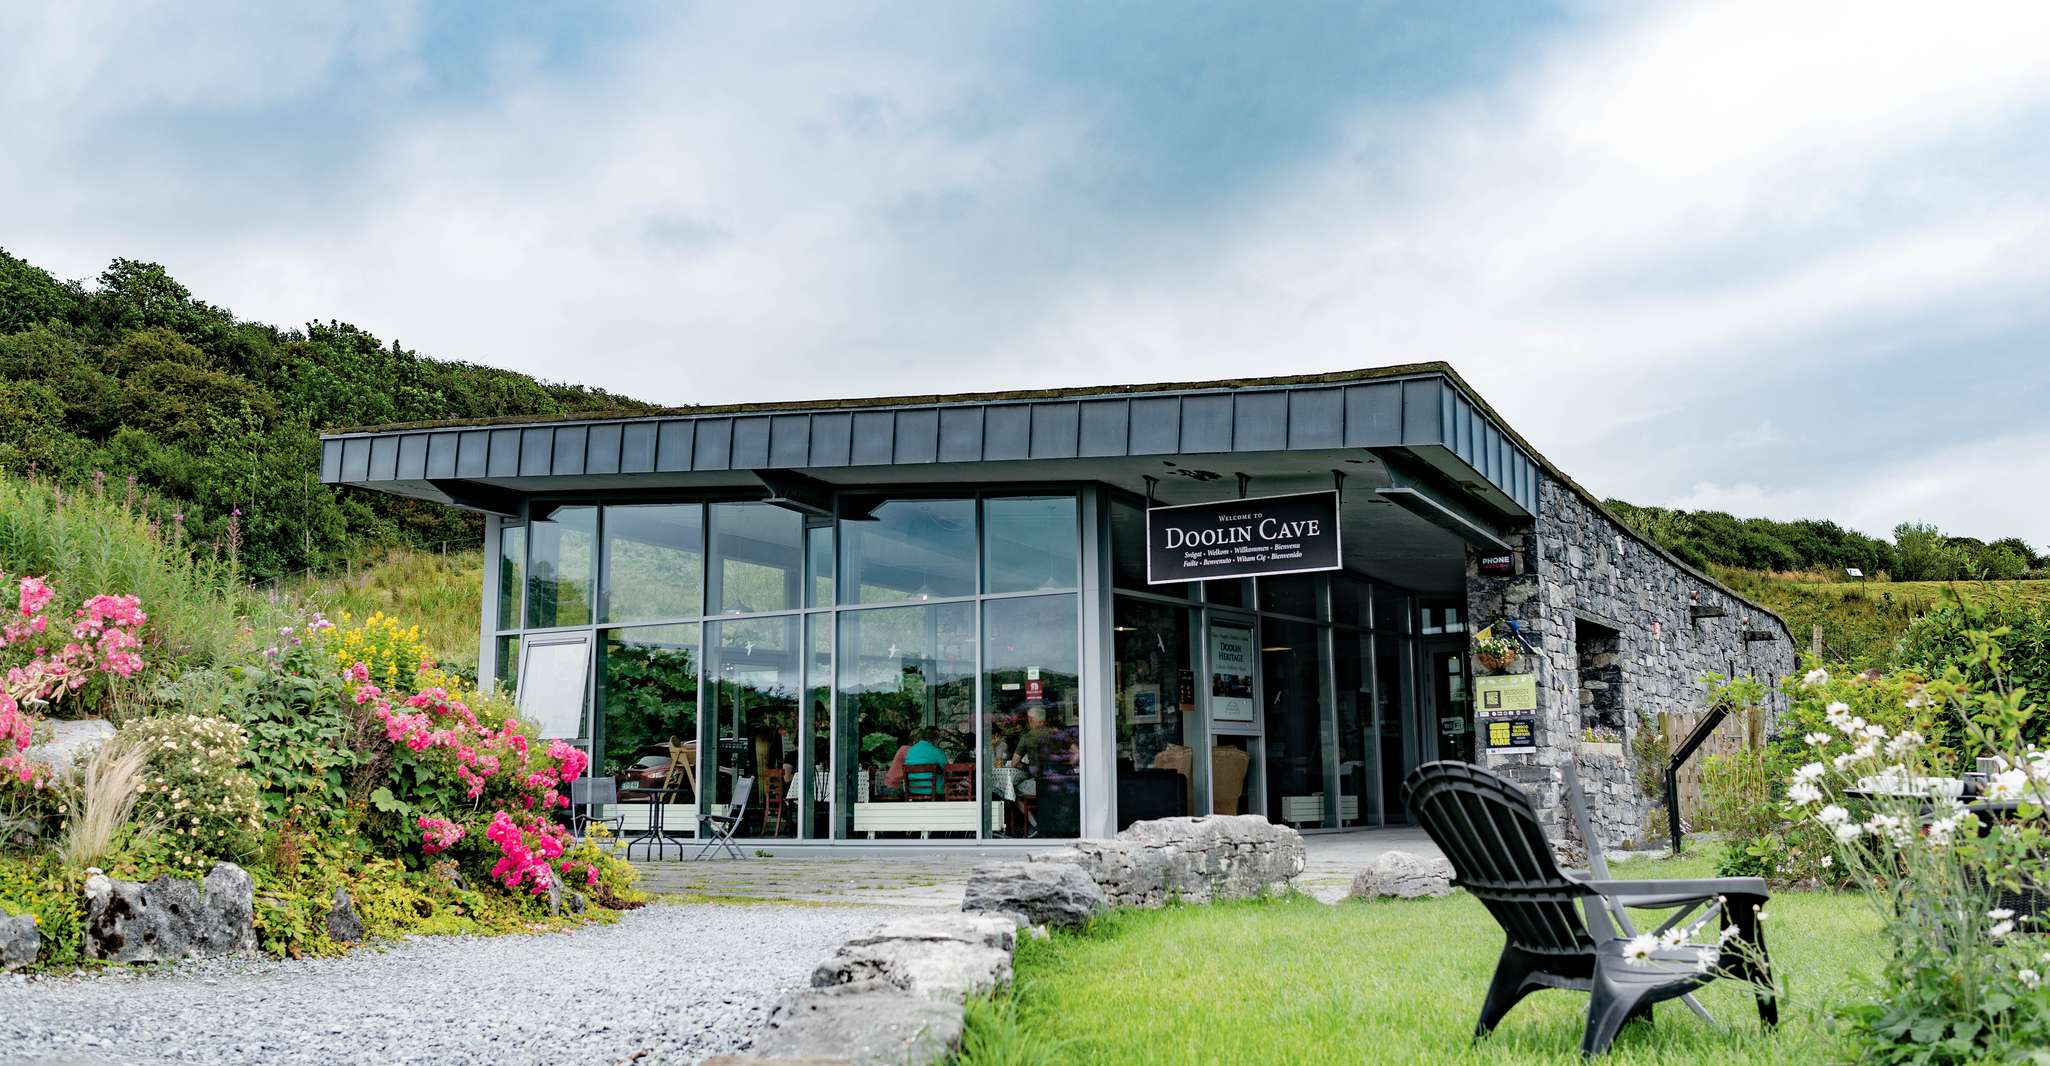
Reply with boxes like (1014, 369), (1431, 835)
(0, 249), (655, 580)
(1605, 500), (2044, 581)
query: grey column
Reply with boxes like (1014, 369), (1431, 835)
(479, 514), (503, 693)
(1078, 485), (1118, 839)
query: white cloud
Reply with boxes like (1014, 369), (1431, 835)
(2, 1), (2047, 545)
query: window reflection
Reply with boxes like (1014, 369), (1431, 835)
(839, 497), (976, 604)
(527, 504), (596, 628)
(708, 616), (801, 839)
(984, 595), (1079, 838)
(1114, 597), (1196, 830)
(1263, 619), (1329, 828)
(710, 503), (803, 614)
(804, 615), (832, 837)
(983, 496), (1077, 593)
(1110, 498), (1186, 598)
(601, 503), (703, 624)
(497, 525), (525, 630)
(837, 603), (977, 839)
(601, 623), (701, 837)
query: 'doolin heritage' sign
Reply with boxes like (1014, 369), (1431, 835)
(1146, 490), (1342, 584)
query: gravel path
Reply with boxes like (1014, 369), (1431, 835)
(0, 902), (894, 1066)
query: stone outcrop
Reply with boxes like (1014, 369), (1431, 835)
(729, 980), (966, 1066)
(326, 886), (365, 944)
(23, 719), (115, 776)
(812, 913), (1016, 1001)
(83, 862), (255, 964)
(1025, 814), (1306, 908)
(961, 861), (1105, 928)
(1, 912), (37, 971)
(1348, 851), (1456, 900)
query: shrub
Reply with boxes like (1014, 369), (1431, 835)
(115, 714), (263, 877)
(1896, 600), (2050, 746)
(1779, 640), (2050, 1062)
(0, 853), (85, 968)
(327, 610), (436, 698)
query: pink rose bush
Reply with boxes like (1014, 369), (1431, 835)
(1, 573), (152, 793)
(357, 668), (597, 894)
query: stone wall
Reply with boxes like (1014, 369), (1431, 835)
(1465, 475), (1795, 848)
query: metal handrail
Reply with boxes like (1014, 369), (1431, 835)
(1663, 702), (1732, 854)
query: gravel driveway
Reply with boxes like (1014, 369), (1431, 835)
(0, 902), (891, 1066)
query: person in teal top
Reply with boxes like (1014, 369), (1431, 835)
(901, 737), (949, 797)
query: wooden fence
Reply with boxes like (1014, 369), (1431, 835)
(1661, 706), (1767, 831)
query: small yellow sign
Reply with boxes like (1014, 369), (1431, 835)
(1475, 672), (1537, 713)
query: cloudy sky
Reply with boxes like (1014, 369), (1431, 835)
(4, 2), (2047, 547)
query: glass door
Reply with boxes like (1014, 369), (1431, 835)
(1430, 648), (1474, 763)
(1204, 615), (1261, 818)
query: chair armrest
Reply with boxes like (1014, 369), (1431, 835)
(1575, 875), (1769, 902)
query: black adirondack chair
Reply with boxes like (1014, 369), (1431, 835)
(1404, 761), (1776, 1056)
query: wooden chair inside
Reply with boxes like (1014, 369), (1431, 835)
(903, 762), (944, 800)
(758, 768), (790, 836)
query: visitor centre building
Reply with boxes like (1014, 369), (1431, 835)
(319, 363), (1794, 848)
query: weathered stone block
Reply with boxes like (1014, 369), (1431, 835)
(84, 862), (254, 963)
(1349, 851), (1456, 900)
(1027, 814), (1305, 909)
(1, 912), (37, 971)
(813, 913), (1016, 1001)
(962, 860), (1105, 927)
(326, 885), (365, 944)
(747, 979), (964, 1066)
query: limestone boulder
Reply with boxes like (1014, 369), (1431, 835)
(23, 718), (114, 776)
(1031, 814), (1306, 908)
(84, 862), (254, 963)
(815, 913), (1016, 1001)
(326, 886), (365, 944)
(1349, 851), (1456, 900)
(961, 860), (1105, 928)
(1, 912), (37, 971)
(744, 979), (964, 1066)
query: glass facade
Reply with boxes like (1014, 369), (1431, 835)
(496, 491), (1083, 842)
(488, 487), (1451, 842)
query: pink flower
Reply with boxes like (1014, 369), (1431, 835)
(346, 662), (371, 684)
(17, 577), (54, 619)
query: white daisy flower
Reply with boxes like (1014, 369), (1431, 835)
(1804, 668), (1830, 687)
(1788, 781), (1823, 805)
(1794, 762), (1826, 785)
(1621, 933), (1658, 967)
(1804, 731), (1832, 747)
(2019, 969), (2041, 989)
(1816, 804), (1851, 827)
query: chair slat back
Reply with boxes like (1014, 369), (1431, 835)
(1561, 760), (1611, 880)
(728, 775), (754, 820)
(1405, 761), (1594, 956)
(904, 762), (944, 799)
(571, 776), (619, 807)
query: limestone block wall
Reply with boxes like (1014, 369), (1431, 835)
(1465, 475), (1795, 848)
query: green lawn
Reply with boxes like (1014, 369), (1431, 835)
(956, 855), (1884, 1065)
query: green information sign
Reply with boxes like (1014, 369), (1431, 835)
(1474, 672), (1537, 713)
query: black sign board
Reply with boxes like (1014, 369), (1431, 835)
(1481, 713), (1537, 750)
(1145, 490), (1341, 585)
(1478, 552), (1515, 576)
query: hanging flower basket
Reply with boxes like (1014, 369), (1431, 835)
(1474, 635), (1519, 672)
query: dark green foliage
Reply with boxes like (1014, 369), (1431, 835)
(0, 248), (657, 579)
(1606, 500), (2042, 581)
(1895, 600), (2050, 745)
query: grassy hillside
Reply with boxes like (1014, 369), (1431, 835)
(0, 248), (657, 580)
(278, 548), (484, 676)
(1714, 567), (2050, 666)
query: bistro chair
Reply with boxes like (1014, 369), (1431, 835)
(903, 762), (944, 800)
(758, 768), (790, 837)
(1403, 761), (1776, 1057)
(694, 775), (754, 862)
(568, 776), (626, 839)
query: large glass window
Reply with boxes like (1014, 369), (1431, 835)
(600, 623), (702, 833)
(804, 615), (833, 836)
(1114, 597), (1197, 829)
(1263, 619), (1329, 828)
(1376, 633), (1414, 820)
(1335, 630), (1379, 827)
(708, 616), (801, 838)
(1110, 498), (1186, 598)
(709, 502), (803, 615)
(837, 602), (977, 838)
(601, 503), (703, 624)
(1257, 574), (1321, 619)
(984, 594), (1080, 838)
(839, 497), (978, 604)
(805, 523), (834, 608)
(527, 504), (596, 628)
(497, 524), (525, 630)
(984, 496), (1077, 593)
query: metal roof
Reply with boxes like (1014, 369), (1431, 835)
(320, 363), (1540, 516)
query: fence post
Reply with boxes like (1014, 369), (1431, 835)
(1811, 624), (1823, 657)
